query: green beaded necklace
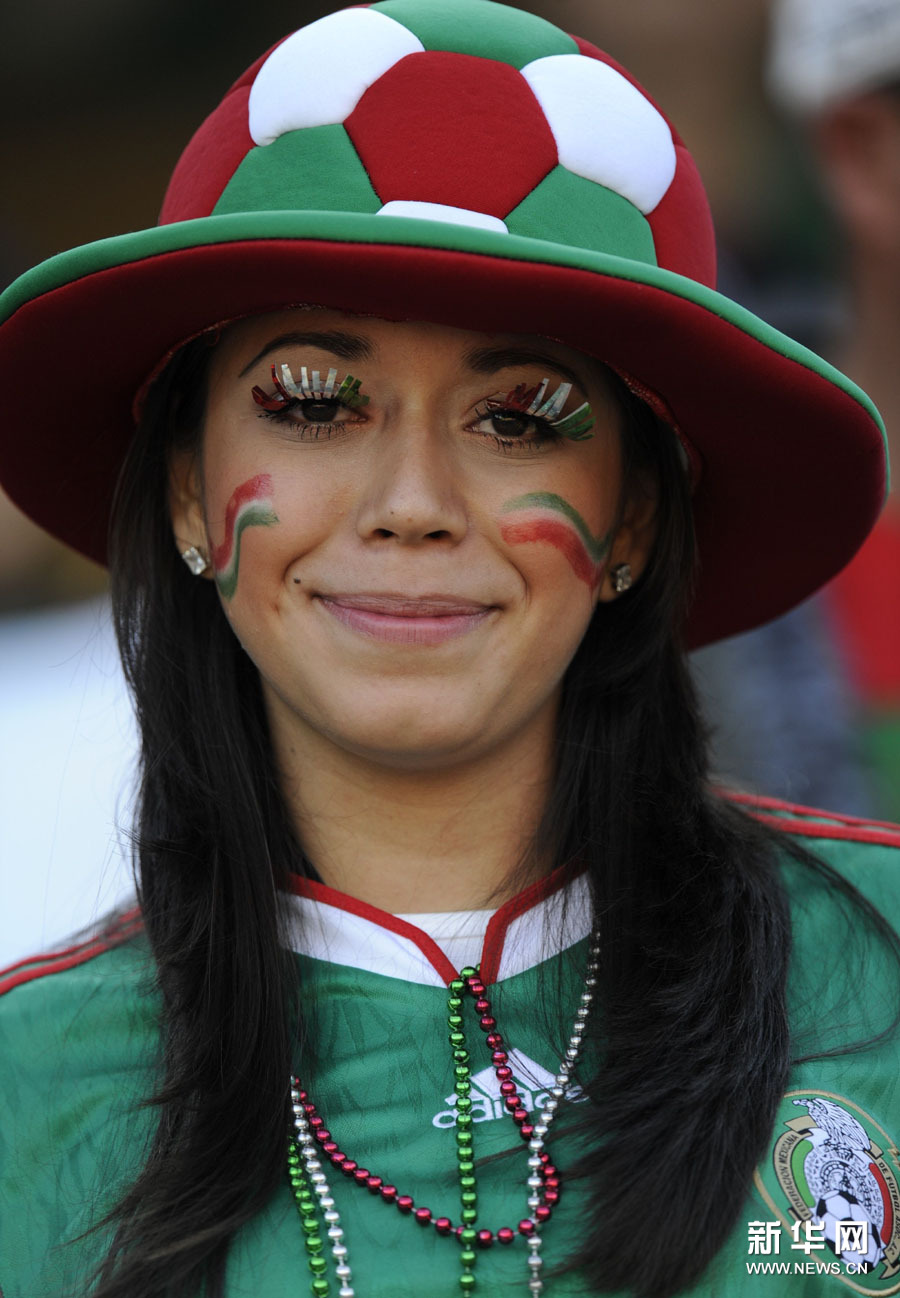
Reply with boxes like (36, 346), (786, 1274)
(287, 1146), (332, 1297)
(448, 966), (479, 1289)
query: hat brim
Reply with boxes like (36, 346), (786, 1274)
(0, 210), (886, 648)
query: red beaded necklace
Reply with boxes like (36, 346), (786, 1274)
(287, 941), (600, 1296)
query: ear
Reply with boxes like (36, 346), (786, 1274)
(596, 473), (657, 603)
(168, 447), (213, 577)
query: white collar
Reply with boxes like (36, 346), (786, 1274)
(282, 869), (592, 988)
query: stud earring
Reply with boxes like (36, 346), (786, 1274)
(181, 545), (209, 576)
(610, 562), (633, 593)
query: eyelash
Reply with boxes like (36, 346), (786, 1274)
(250, 369), (591, 451)
(253, 363), (370, 410)
(252, 363), (370, 440)
(473, 379), (594, 452)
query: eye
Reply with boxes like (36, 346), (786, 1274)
(286, 397), (355, 425)
(254, 392), (367, 440)
(470, 378), (595, 452)
(472, 406), (554, 444)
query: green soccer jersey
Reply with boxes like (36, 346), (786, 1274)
(4, 798), (900, 1298)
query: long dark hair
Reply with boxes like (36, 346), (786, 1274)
(89, 332), (898, 1298)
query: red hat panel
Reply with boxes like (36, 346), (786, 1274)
(345, 52), (557, 217)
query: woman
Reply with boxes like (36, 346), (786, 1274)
(2, 3), (900, 1297)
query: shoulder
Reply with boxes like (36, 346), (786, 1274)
(727, 789), (900, 850)
(0, 907), (158, 1099)
(0, 908), (154, 1027)
(727, 793), (900, 1044)
(727, 792), (900, 1000)
(726, 790), (900, 897)
(0, 913), (159, 1296)
(0, 907), (145, 996)
(0, 908), (158, 1090)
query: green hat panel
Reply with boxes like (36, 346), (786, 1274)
(506, 167), (657, 265)
(213, 125), (382, 218)
(370, 0), (577, 66)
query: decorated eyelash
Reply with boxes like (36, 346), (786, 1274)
(252, 363), (370, 412)
(485, 379), (594, 441)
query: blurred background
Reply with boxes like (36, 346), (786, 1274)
(2, 0), (898, 965)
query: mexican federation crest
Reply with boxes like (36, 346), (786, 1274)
(755, 1091), (900, 1294)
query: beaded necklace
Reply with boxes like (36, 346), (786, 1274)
(288, 938), (600, 1296)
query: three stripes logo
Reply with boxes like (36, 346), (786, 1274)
(431, 1048), (585, 1129)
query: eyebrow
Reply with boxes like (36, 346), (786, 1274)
(238, 330), (376, 378)
(462, 346), (583, 390)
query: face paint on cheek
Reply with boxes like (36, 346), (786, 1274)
(210, 474), (279, 600)
(500, 492), (612, 590)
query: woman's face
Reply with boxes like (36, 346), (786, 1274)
(171, 309), (654, 771)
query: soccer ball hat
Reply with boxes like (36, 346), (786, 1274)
(0, 0), (887, 647)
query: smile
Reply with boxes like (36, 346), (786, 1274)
(316, 593), (496, 646)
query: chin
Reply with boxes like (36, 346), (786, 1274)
(321, 697), (501, 770)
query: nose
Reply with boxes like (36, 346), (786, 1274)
(355, 413), (468, 546)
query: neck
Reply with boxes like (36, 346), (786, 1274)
(269, 707), (557, 914)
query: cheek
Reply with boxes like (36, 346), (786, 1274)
(204, 458), (357, 603)
(497, 490), (614, 594)
(202, 471), (325, 601)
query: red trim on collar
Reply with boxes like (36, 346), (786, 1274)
(480, 863), (585, 985)
(286, 875), (459, 984)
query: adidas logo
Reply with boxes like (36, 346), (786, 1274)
(432, 1048), (584, 1129)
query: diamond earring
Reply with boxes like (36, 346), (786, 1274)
(181, 545), (209, 576)
(610, 562), (633, 593)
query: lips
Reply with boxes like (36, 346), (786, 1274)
(316, 592), (496, 646)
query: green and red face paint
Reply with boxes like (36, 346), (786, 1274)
(500, 492), (611, 589)
(211, 474), (279, 599)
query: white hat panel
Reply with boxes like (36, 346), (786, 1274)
(520, 55), (676, 214)
(377, 200), (509, 234)
(249, 9), (425, 146)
